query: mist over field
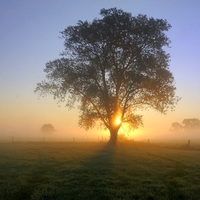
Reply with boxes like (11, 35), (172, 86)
(1, 1), (200, 144)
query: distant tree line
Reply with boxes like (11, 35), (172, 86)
(170, 118), (200, 132)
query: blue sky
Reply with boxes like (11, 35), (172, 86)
(0, 0), (200, 140)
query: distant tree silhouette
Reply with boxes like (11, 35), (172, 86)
(170, 122), (183, 132)
(170, 118), (200, 133)
(35, 8), (180, 145)
(40, 124), (55, 134)
(182, 118), (200, 132)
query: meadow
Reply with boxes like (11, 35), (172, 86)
(1, 141), (200, 200)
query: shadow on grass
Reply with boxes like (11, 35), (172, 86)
(62, 143), (116, 200)
(2, 143), (115, 200)
(7, 141), (195, 200)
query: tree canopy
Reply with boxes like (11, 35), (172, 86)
(170, 118), (200, 132)
(182, 118), (200, 131)
(170, 122), (183, 132)
(35, 8), (179, 144)
(40, 124), (56, 134)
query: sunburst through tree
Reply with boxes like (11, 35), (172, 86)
(35, 8), (180, 145)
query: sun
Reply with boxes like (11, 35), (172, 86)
(115, 117), (121, 126)
(113, 108), (122, 126)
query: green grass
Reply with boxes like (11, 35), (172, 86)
(1, 141), (200, 199)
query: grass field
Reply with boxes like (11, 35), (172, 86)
(1, 141), (200, 200)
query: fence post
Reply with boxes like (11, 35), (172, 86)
(188, 139), (190, 147)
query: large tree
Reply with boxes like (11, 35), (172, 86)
(35, 8), (179, 144)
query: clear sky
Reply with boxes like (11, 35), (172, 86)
(1, 0), (200, 141)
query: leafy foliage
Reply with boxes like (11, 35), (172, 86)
(170, 118), (200, 132)
(35, 8), (179, 142)
(182, 118), (200, 131)
(170, 122), (183, 132)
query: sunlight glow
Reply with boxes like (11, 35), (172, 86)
(117, 122), (141, 140)
(115, 117), (121, 126)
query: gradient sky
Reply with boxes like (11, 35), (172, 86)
(1, 0), (200, 141)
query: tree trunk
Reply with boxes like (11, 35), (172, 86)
(108, 128), (119, 145)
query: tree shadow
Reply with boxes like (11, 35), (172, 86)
(8, 143), (116, 200)
(65, 143), (116, 200)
